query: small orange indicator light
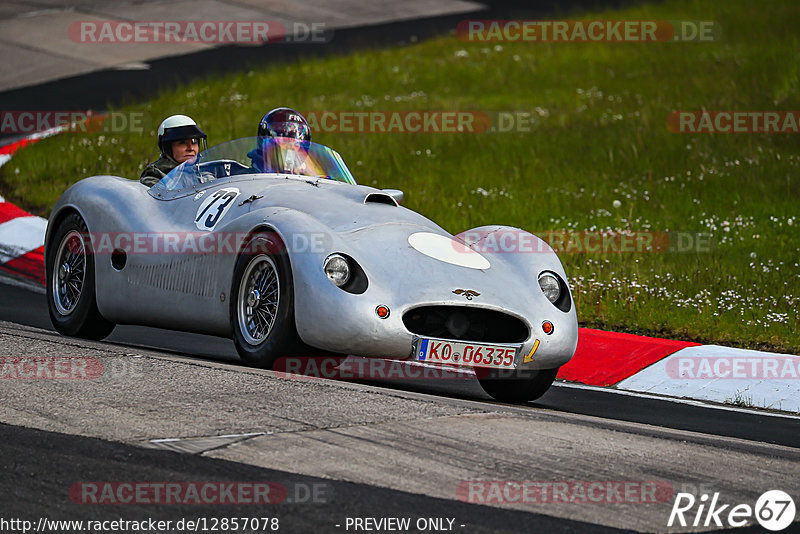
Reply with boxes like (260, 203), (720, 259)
(542, 321), (554, 335)
(376, 305), (390, 319)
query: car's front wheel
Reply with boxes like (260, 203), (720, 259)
(477, 367), (559, 403)
(231, 232), (300, 368)
(46, 212), (115, 340)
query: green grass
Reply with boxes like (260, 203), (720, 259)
(2, 0), (799, 352)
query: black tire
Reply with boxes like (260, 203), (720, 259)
(46, 212), (115, 340)
(231, 232), (301, 368)
(477, 367), (559, 403)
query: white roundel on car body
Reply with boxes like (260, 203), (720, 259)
(408, 232), (490, 270)
(195, 187), (240, 231)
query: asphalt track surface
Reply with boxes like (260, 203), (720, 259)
(2, 422), (626, 534)
(2, 280), (799, 449)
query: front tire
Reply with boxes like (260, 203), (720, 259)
(477, 367), (559, 403)
(46, 212), (115, 340)
(231, 232), (300, 368)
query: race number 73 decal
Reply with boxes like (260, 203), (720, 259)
(195, 187), (240, 231)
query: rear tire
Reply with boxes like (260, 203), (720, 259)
(477, 367), (559, 403)
(231, 232), (300, 368)
(46, 212), (115, 340)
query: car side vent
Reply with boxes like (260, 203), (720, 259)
(364, 193), (398, 206)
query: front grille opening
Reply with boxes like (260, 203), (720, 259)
(403, 306), (529, 343)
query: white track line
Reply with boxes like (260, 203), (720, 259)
(148, 432), (267, 443)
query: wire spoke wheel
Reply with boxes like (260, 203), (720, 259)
(46, 213), (115, 340)
(231, 232), (303, 368)
(52, 230), (86, 316)
(237, 254), (280, 345)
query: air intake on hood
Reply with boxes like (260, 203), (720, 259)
(363, 193), (398, 206)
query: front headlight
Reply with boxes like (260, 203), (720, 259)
(323, 254), (350, 286)
(538, 272), (561, 304)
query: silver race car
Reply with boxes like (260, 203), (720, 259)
(45, 137), (578, 402)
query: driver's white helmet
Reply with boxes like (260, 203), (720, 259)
(157, 115), (207, 160)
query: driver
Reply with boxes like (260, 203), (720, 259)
(140, 115), (207, 186)
(248, 107), (312, 173)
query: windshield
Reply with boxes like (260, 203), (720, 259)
(153, 136), (357, 192)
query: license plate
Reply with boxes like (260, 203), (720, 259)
(413, 337), (519, 369)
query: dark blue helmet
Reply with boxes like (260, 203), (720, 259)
(257, 107), (311, 142)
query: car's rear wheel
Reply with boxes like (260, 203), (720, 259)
(46, 212), (115, 340)
(477, 367), (559, 403)
(231, 232), (300, 368)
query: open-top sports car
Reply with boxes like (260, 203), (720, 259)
(45, 137), (578, 402)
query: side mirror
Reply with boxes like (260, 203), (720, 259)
(382, 189), (404, 205)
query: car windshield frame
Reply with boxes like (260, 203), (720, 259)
(149, 136), (357, 197)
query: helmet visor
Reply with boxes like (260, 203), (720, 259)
(161, 124), (207, 143)
(263, 121), (311, 141)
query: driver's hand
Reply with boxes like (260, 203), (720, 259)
(197, 172), (216, 184)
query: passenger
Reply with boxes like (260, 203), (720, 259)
(140, 115), (207, 187)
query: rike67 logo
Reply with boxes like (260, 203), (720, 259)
(668, 490), (796, 531)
